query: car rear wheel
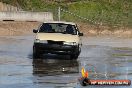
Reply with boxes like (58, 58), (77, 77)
(70, 54), (79, 59)
(70, 47), (81, 59)
(33, 46), (40, 59)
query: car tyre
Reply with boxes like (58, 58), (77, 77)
(70, 47), (81, 59)
(33, 46), (40, 59)
(70, 54), (79, 59)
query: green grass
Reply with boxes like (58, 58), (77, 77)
(113, 47), (132, 50)
(1, 0), (132, 27)
(128, 60), (132, 62)
(112, 54), (132, 57)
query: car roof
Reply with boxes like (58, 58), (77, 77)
(43, 21), (76, 25)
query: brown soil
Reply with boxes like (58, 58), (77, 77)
(0, 21), (132, 37)
(0, 21), (40, 36)
(77, 22), (132, 37)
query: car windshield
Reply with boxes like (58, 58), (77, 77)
(39, 23), (77, 35)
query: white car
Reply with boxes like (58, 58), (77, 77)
(33, 21), (83, 59)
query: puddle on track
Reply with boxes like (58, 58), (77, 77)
(0, 36), (132, 88)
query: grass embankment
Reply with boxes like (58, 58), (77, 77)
(2, 0), (132, 28)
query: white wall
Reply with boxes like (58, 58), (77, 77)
(0, 11), (53, 22)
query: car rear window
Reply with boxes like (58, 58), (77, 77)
(39, 23), (77, 35)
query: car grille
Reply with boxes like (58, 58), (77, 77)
(48, 40), (63, 45)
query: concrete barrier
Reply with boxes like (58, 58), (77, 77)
(0, 11), (53, 22)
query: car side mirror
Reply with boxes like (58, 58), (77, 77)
(79, 33), (83, 36)
(33, 29), (38, 33)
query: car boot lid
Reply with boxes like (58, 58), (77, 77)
(36, 33), (79, 43)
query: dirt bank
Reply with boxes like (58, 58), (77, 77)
(0, 21), (40, 36)
(0, 21), (132, 37)
(78, 22), (132, 37)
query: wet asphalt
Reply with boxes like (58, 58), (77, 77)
(0, 36), (132, 88)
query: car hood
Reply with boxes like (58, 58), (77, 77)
(36, 33), (79, 43)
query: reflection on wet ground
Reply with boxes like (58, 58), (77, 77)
(32, 59), (79, 88)
(0, 36), (132, 88)
(33, 59), (79, 76)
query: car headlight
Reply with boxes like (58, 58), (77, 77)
(63, 42), (77, 45)
(34, 39), (47, 43)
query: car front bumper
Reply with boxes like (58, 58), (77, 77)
(33, 43), (79, 55)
